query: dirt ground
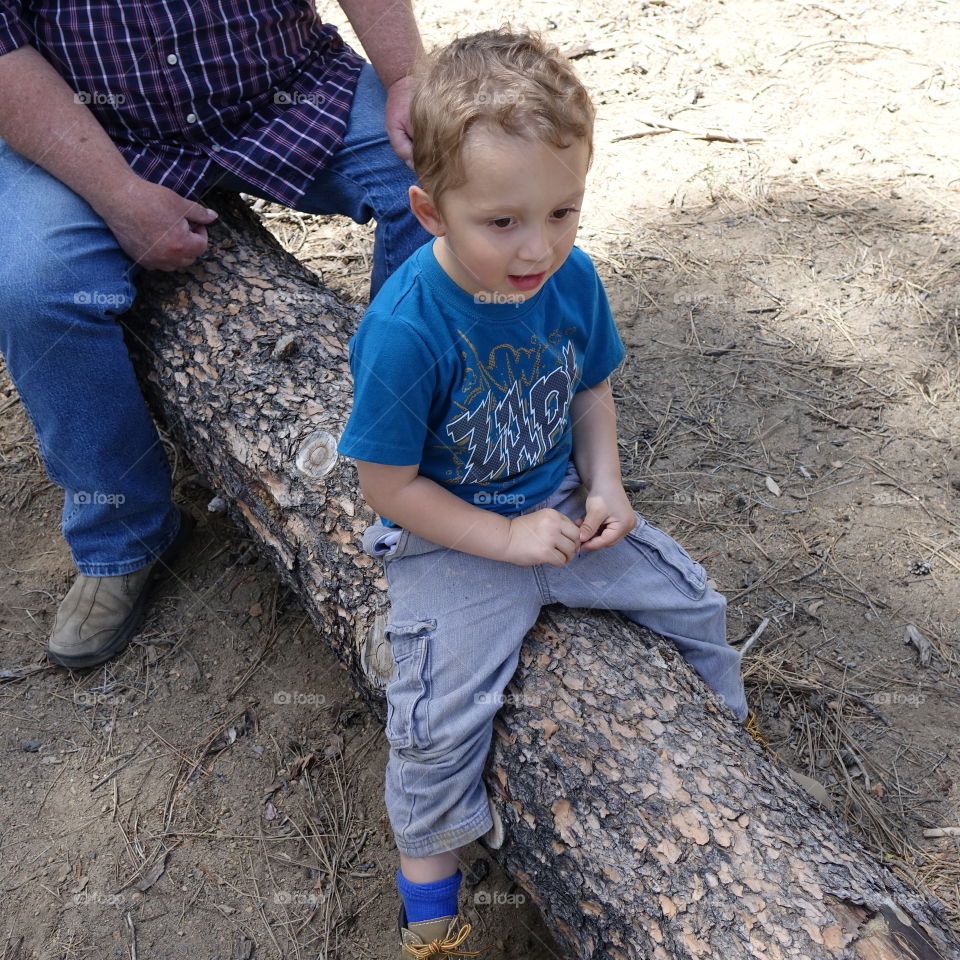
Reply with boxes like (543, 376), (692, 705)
(3, 0), (960, 956)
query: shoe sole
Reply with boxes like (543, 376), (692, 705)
(48, 508), (196, 670)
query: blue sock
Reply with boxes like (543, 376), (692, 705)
(397, 869), (462, 924)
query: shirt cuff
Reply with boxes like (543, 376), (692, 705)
(0, 16), (28, 58)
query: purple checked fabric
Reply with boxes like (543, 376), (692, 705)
(0, 0), (364, 204)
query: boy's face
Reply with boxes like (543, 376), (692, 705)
(412, 126), (590, 302)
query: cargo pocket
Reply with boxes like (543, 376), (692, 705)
(626, 518), (708, 600)
(384, 619), (435, 750)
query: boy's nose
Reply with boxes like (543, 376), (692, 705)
(518, 226), (550, 262)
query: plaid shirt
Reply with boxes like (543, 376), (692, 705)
(0, 0), (364, 204)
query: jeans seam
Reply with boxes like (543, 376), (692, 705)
(533, 564), (553, 604)
(625, 527), (707, 601)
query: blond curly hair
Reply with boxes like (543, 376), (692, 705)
(410, 27), (595, 204)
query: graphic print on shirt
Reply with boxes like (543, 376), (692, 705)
(445, 332), (581, 484)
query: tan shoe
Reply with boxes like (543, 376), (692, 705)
(48, 508), (195, 669)
(399, 910), (489, 958)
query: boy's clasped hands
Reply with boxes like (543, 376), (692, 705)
(503, 483), (636, 566)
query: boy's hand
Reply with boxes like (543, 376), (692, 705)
(504, 509), (580, 566)
(577, 484), (636, 551)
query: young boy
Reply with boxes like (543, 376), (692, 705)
(337, 28), (748, 957)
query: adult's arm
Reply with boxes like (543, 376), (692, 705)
(0, 45), (217, 270)
(336, 0), (423, 165)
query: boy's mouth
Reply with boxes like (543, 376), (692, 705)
(508, 271), (546, 291)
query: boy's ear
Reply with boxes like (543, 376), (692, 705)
(409, 185), (446, 237)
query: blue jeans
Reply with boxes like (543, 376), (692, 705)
(365, 463), (748, 858)
(0, 64), (428, 575)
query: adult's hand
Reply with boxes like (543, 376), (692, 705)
(337, 0), (422, 168)
(0, 45), (216, 271)
(100, 178), (219, 271)
(384, 74), (417, 169)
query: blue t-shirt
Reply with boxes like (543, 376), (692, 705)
(338, 241), (625, 517)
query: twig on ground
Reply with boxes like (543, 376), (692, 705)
(613, 116), (764, 144)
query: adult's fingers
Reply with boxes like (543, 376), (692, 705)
(183, 200), (219, 225)
(179, 221), (209, 262)
(148, 220), (208, 271)
(386, 120), (414, 169)
(385, 76), (417, 170)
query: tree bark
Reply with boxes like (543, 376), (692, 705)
(126, 193), (960, 960)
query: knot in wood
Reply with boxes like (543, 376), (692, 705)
(295, 429), (338, 481)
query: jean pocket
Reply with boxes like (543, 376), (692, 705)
(626, 518), (707, 600)
(384, 619), (435, 750)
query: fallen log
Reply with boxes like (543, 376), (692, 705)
(126, 193), (960, 960)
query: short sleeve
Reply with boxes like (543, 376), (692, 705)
(578, 255), (625, 389)
(338, 311), (439, 466)
(0, 0), (28, 57)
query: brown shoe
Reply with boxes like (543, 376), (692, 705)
(48, 508), (195, 669)
(399, 909), (489, 958)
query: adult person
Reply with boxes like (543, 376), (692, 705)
(0, 0), (431, 668)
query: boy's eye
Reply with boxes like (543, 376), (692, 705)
(551, 207), (578, 221)
(489, 217), (513, 229)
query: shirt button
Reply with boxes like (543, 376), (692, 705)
(186, 113), (197, 124)
(167, 54), (178, 65)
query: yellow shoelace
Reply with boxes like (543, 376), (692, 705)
(403, 922), (489, 957)
(744, 710), (779, 759)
